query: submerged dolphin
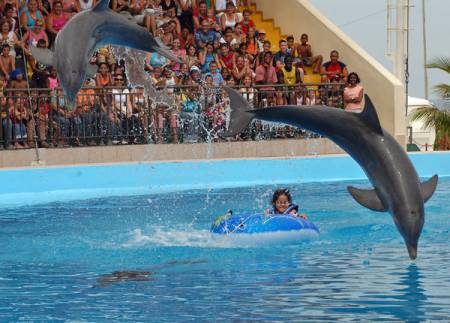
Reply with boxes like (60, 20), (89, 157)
(224, 87), (438, 259)
(30, 0), (180, 108)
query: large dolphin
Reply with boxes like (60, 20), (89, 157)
(224, 87), (438, 259)
(30, 0), (180, 108)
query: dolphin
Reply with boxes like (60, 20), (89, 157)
(30, 0), (181, 108)
(224, 87), (438, 259)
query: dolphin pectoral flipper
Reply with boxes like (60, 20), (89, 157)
(421, 174), (438, 203)
(347, 186), (387, 212)
(30, 46), (55, 67)
(223, 86), (255, 137)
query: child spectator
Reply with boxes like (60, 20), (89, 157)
(46, 67), (59, 90)
(256, 29), (267, 53)
(218, 43), (235, 71)
(296, 33), (323, 74)
(199, 42), (219, 73)
(0, 44), (14, 81)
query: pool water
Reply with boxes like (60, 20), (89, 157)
(1, 178), (449, 321)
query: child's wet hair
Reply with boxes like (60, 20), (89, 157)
(271, 188), (292, 205)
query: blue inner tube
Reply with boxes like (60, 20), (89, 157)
(211, 213), (320, 235)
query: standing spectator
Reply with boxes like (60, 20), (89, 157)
(296, 33), (323, 74)
(111, 74), (131, 144)
(343, 72), (364, 112)
(220, 2), (242, 31)
(255, 51), (277, 104)
(0, 44), (14, 81)
(178, 0), (194, 32)
(30, 39), (50, 88)
(246, 26), (257, 56)
(321, 50), (348, 82)
(273, 39), (289, 70)
(0, 90), (12, 149)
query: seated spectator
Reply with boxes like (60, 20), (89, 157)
(286, 35), (296, 57)
(30, 39), (50, 87)
(161, 0), (177, 17)
(233, 23), (246, 47)
(239, 74), (255, 105)
(176, 63), (190, 85)
(0, 18), (21, 58)
(246, 26), (257, 56)
(255, 39), (270, 66)
(22, 18), (49, 48)
(215, 0), (238, 15)
(218, 43), (235, 71)
(220, 2), (242, 31)
(20, 0), (45, 32)
(188, 65), (202, 85)
(273, 39), (289, 70)
(169, 38), (187, 72)
(199, 42), (219, 73)
(9, 69), (28, 89)
(321, 50), (348, 82)
(78, 0), (97, 11)
(328, 76), (344, 108)
(180, 26), (195, 48)
(193, 0), (208, 31)
(296, 33), (322, 74)
(144, 51), (168, 73)
(95, 62), (113, 87)
(61, 0), (80, 13)
(2, 4), (19, 33)
(46, 1), (72, 46)
(277, 56), (302, 85)
(239, 8), (254, 34)
(256, 29), (266, 53)
(232, 54), (253, 84)
(209, 60), (224, 86)
(185, 44), (200, 68)
(219, 27), (238, 50)
(0, 44), (14, 81)
(195, 19), (219, 48)
(343, 72), (364, 112)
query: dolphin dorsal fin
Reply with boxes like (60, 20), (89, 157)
(347, 186), (387, 212)
(421, 174), (438, 203)
(92, 0), (110, 11)
(359, 95), (383, 135)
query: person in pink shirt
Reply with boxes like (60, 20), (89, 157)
(255, 51), (277, 106)
(343, 72), (364, 112)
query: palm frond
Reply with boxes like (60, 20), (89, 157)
(411, 106), (450, 132)
(427, 57), (450, 74)
(433, 84), (450, 99)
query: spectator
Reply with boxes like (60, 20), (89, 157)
(246, 26), (257, 56)
(239, 8), (254, 34)
(22, 18), (49, 49)
(2, 4), (19, 33)
(255, 39), (270, 66)
(185, 44), (200, 68)
(209, 60), (224, 86)
(0, 90), (13, 149)
(218, 43), (234, 71)
(78, 0), (97, 11)
(31, 89), (51, 148)
(321, 50), (348, 82)
(180, 26), (195, 48)
(220, 2), (242, 31)
(193, 0), (208, 31)
(239, 74), (255, 105)
(0, 44), (14, 81)
(296, 33), (323, 74)
(20, 0), (45, 32)
(9, 69), (28, 89)
(219, 27), (238, 50)
(273, 39), (289, 70)
(343, 72), (363, 112)
(46, 0), (72, 46)
(176, 62), (190, 85)
(46, 66), (59, 90)
(12, 94), (30, 148)
(328, 76), (343, 108)
(195, 19), (218, 48)
(61, 0), (80, 13)
(178, 0), (194, 32)
(111, 74), (131, 144)
(255, 51), (277, 102)
(169, 38), (187, 72)
(199, 41), (219, 73)
(95, 62), (113, 87)
(256, 29), (266, 53)
(30, 39), (50, 87)
(214, 0), (237, 14)
(0, 18), (20, 58)
(144, 51), (168, 73)
(232, 54), (252, 84)
(188, 64), (202, 85)
(277, 55), (302, 85)
(304, 88), (317, 105)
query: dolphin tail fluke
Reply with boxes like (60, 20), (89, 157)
(421, 174), (438, 203)
(223, 87), (255, 137)
(30, 46), (55, 67)
(406, 242), (418, 260)
(347, 186), (387, 212)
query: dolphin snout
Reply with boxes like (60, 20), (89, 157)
(406, 242), (418, 260)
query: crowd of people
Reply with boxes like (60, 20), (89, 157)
(0, 0), (364, 150)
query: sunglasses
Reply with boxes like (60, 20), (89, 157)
(115, 78), (124, 81)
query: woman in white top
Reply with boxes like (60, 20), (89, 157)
(220, 2), (242, 31)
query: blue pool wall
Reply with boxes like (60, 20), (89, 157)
(1, 152), (449, 207)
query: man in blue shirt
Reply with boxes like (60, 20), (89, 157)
(195, 21), (219, 48)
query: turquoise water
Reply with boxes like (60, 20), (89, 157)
(1, 178), (449, 321)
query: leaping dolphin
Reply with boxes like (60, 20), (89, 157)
(224, 87), (438, 259)
(30, 0), (181, 108)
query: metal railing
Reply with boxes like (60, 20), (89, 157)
(0, 83), (345, 150)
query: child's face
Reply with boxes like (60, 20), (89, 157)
(275, 194), (290, 213)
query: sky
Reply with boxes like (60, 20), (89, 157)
(309, 0), (450, 101)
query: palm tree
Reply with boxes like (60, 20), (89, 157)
(411, 57), (450, 150)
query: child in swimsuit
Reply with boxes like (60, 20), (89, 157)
(267, 188), (308, 219)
